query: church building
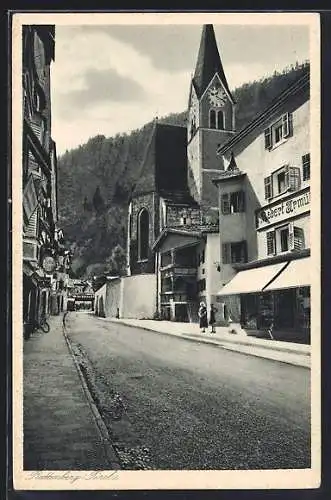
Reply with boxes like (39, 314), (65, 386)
(127, 24), (234, 322)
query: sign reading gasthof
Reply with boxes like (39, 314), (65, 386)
(256, 188), (310, 230)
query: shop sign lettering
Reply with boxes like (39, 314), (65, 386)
(256, 189), (310, 229)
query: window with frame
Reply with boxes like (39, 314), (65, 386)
(222, 241), (247, 264)
(266, 223), (305, 255)
(217, 110), (224, 130)
(138, 208), (149, 261)
(221, 190), (245, 214)
(302, 153), (310, 181)
(264, 165), (301, 200)
(209, 109), (216, 129)
(264, 112), (293, 150)
(209, 109), (224, 130)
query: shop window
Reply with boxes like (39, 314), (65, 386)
(221, 190), (245, 214)
(138, 208), (149, 261)
(302, 153), (310, 181)
(222, 241), (247, 264)
(264, 112), (293, 150)
(264, 165), (301, 200)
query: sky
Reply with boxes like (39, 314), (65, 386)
(51, 21), (310, 155)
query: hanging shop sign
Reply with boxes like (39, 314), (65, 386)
(42, 255), (56, 273)
(256, 188), (310, 230)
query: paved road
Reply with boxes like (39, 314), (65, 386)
(65, 312), (311, 470)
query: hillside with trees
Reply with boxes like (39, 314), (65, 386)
(57, 62), (309, 278)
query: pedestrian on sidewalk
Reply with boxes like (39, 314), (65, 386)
(209, 304), (217, 333)
(198, 301), (208, 333)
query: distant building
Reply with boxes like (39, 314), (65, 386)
(215, 72), (310, 342)
(22, 25), (70, 338)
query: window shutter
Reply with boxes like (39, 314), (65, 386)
(288, 222), (295, 251)
(264, 127), (272, 149)
(294, 226), (305, 251)
(238, 191), (245, 212)
(221, 193), (230, 214)
(222, 243), (230, 264)
(25, 209), (38, 238)
(288, 166), (301, 192)
(302, 154), (310, 181)
(264, 176), (273, 200)
(282, 112), (293, 138)
(284, 164), (290, 190)
(266, 231), (276, 256)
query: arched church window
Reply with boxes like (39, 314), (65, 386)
(209, 109), (216, 129)
(138, 208), (149, 260)
(217, 110), (224, 130)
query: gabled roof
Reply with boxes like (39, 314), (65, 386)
(152, 227), (202, 251)
(193, 24), (233, 101)
(132, 119), (158, 196)
(217, 70), (310, 156)
(132, 122), (188, 198)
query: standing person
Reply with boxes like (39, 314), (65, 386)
(198, 301), (208, 333)
(209, 303), (217, 333)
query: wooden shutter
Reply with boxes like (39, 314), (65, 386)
(24, 209), (38, 238)
(23, 175), (38, 225)
(221, 193), (230, 214)
(294, 226), (305, 251)
(282, 112), (293, 138)
(222, 243), (230, 264)
(288, 166), (301, 192)
(266, 231), (276, 256)
(264, 127), (272, 149)
(288, 222), (295, 251)
(302, 154), (310, 181)
(264, 176), (273, 200)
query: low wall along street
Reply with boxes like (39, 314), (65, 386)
(256, 188), (310, 230)
(95, 274), (157, 320)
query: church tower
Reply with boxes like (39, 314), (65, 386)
(187, 24), (236, 216)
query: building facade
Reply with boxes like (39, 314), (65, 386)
(215, 72), (311, 342)
(122, 23), (313, 340)
(126, 25), (234, 322)
(22, 25), (70, 339)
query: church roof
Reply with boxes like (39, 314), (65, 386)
(132, 122), (189, 199)
(193, 24), (233, 101)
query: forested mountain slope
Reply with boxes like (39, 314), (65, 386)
(57, 62), (309, 278)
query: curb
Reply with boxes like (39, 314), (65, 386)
(106, 318), (310, 369)
(62, 322), (121, 469)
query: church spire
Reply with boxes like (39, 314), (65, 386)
(193, 24), (233, 101)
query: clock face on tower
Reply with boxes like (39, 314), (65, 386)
(208, 86), (227, 107)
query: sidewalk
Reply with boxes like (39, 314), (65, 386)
(23, 314), (120, 470)
(104, 318), (311, 369)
